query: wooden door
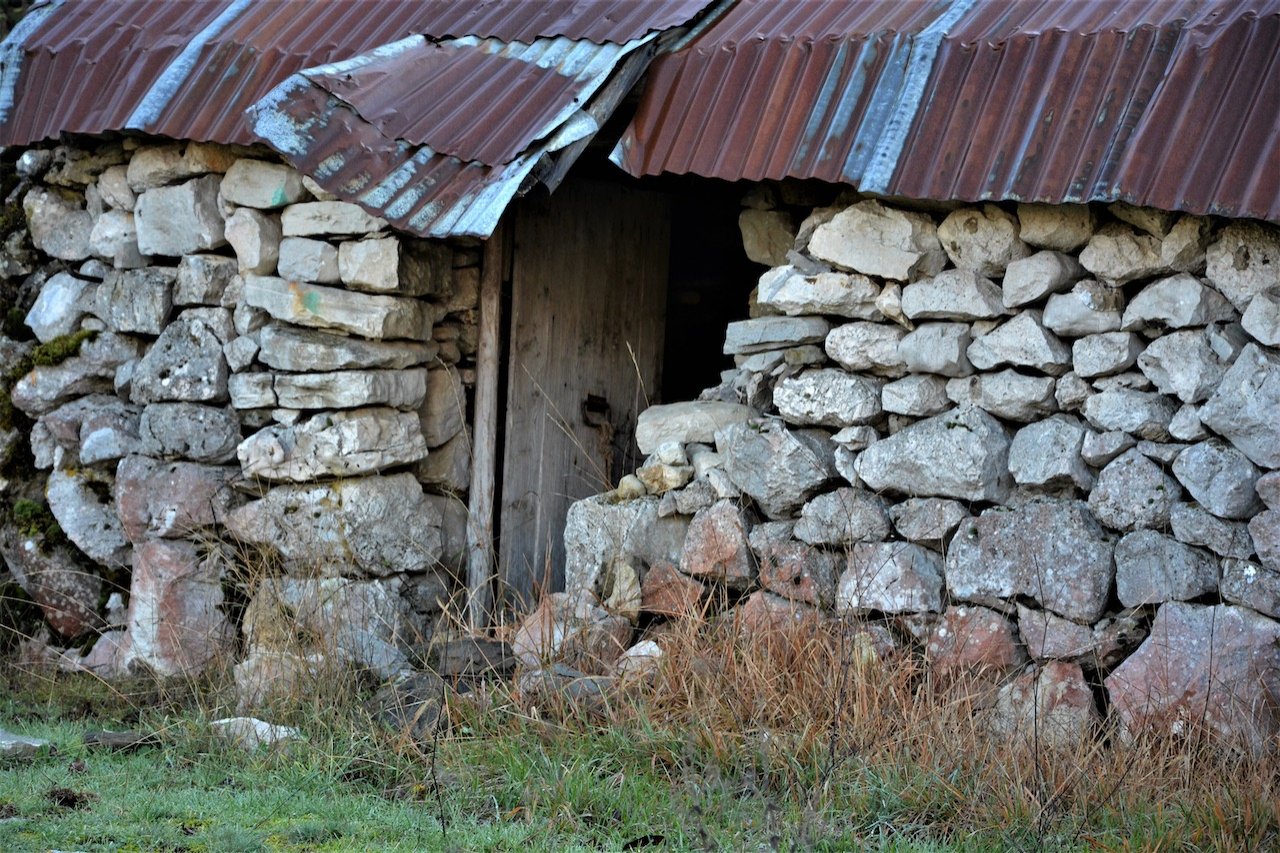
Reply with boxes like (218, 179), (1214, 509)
(499, 177), (669, 607)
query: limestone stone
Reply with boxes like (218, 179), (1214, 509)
(1138, 440), (1187, 466)
(419, 367), (465, 447)
(45, 468), (129, 567)
(1171, 441), (1262, 519)
(838, 542), (944, 614)
(37, 394), (139, 466)
(1161, 214), (1213, 272)
(638, 462), (693, 495)
(733, 590), (822, 636)
(1009, 417), (1092, 491)
(280, 201), (387, 237)
(1220, 559), (1280, 619)
(1168, 405), (1208, 442)
(219, 159), (305, 209)
(1240, 289), (1280, 346)
(723, 316), (831, 354)
(1205, 220), (1280, 311)
(901, 269), (1006, 321)
(0, 529), (103, 638)
(211, 717), (301, 750)
(512, 592), (631, 673)
(1002, 250), (1086, 308)
(881, 374), (950, 416)
(24, 187), (93, 260)
(125, 144), (195, 190)
(115, 455), (238, 542)
(945, 371), (1057, 423)
(223, 335), (259, 372)
(0, 729), (49, 759)
(1081, 389), (1176, 440)
(1204, 320), (1249, 362)
(1199, 344), (1280, 468)
(301, 175), (336, 201)
(967, 310), (1071, 374)
(255, 323), (435, 372)
(927, 604), (1026, 675)
(825, 322), (907, 375)
(1016, 605), (1095, 662)
(134, 175), (226, 256)
(25, 271), (94, 343)
(228, 373), (275, 409)
(635, 401), (751, 454)
(225, 208), (281, 275)
(243, 575), (410, 676)
(225, 473), (441, 575)
(139, 402), (240, 463)
(1170, 502), (1255, 559)
(277, 237), (339, 283)
(990, 661), (1098, 749)
(774, 369), (882, 427)
(95, 267), (174, 334)
(126, 540), (231, 676)
(716, 421), (836, 518)
(1115, 530), (1218, 607)
(338, 236), (452, 296)
(88, 209), (145, 268)
(897, 322), (973, 377)
(639, 560), (705, 616)
(251, 369), (428, 411)
(1079, 430), (1134, 467)
(1072, 332), (1144, 378)
(1105, 603), (1280, 753)
(44, 143), (127, 187)
(1135, 329), (1231, 404)
(1042, 280), (1124, 336)
(750, 522), (838, 607)
(794, 488), (890, 545)
(1016, 202), (1096, 251)
(237, 407), (426, 482)
(243, 275), (431, 341)
(1122, 273), (1236, 331)
(856, 405), (1010, 501)
(97, 164), (135, 210)
(562, 494), (691, 595)
(946, 498), (1115, 622)
(1108, 202), (1174, 238)
(808, 200), (946, 281)
(739, 209), (795, 266)
(1251, 511), (1280, 572)
(755, 265), (880, 318)
(888, 498), (967, 547)
(936, 204), (1030, 276)
(1054, 371), (1092, 411)
(680, 501), (755, 589)
(1078, 223), (1166, 284)
(9, 333), (142, 417)
(414, 429), (471, 493)
(1088, 449), (1180, 532)
(1258, 471), (1280, 511)
(174, 254), (237, 306)
(131, 312), (229, 403)
(616, 639), (664, 681)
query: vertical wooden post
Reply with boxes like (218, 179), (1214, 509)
(465, 223), (504, 629)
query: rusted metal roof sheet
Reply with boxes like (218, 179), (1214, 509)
(614, 0), (1280, 222)
(0, 0), (711, 147)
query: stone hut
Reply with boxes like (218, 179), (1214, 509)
(1, 0), (1277, 746)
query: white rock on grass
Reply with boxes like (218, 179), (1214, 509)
(135, 175), (226, 256)
(211, 717), (300, 750)
(1199, 344), (1280, 468)
(1081, 389), (1176, 441)
(1122, 273), (1236, 331)
(1008, 417), (1093, 491)
(635, 401), (751, 454)
(901, 269), (1006, 321)
(219, 160), (306, 209)
(237, 407), (428, 482)
(966, 311), (1071, 374)
(1136, 329), (1231, 404)
(1001, 250), (1085, 308)
(1171, 441), (1262, 520)
(825, 322), (907, 375)
(281, 201), (387, 237)
(1205, 220), (1280, 311)
(1042, 281), (1124, 336)
(1078, 223), (1166, 285)
(897, 323), (973, 377)
(1072, 332), (1144, 378)
(1017, 203), (1096, 252)
(1241, 290), (1280, 346)
(936, 204), (1030, 276)
(755, 265), (881, 318)
(855, 405), (1011, 502)
(1088, 448), (1180, 532)
(225, 208), (281, 275)
(808, 200), (946, 281)
(243, 275), (432, 341)
(774, 369), (882, 427)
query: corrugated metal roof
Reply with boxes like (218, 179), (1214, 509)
(613, 0), (1280, 223)
(0, 0), (712, 147)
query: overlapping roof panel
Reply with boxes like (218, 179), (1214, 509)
(614, 0), (1280, 222)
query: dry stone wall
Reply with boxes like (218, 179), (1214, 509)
(565, 192), (1280, 752)
(1, 139), (474, 696)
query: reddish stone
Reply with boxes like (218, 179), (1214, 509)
(680, 501), (755, 589)
(1105, 603), (1280, 754)
(0, 534), (103, 639)
(990, 661), (1099, 749)
(125, 540), (231, 676)
(115, 455), (240, 543)
(511, 592), (633, 674)
(754, 536), (837, 608)
(927, 605), (1027, 676)
(640, 561), (705, 617)
(734, 590), (821, 636)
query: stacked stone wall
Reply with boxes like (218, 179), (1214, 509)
(1, 139), (474, 694)
(565, 192), (1280, 751)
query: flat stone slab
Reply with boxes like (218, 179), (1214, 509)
(243, 275), (432, 341)
(237, 407), (427, 482)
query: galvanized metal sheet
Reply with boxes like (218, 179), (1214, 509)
(614, 0), (1280, 222)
